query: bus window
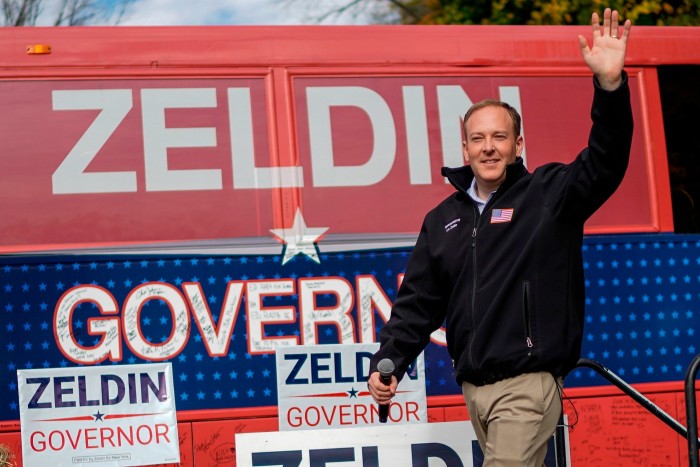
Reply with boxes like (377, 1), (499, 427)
(658, 65), (700, 233)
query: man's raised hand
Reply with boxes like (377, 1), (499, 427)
(578, 8), (632, 91)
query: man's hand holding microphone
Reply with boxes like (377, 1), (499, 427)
(368, 358), (398, 423)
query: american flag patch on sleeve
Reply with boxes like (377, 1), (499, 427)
(491, 208), (514, 223)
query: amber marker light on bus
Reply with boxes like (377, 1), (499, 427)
(26, 44), (51, 54)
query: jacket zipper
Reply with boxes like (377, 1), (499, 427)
(466, 191), (505, 371)
(468, 204), (480, 370)
(463, 179), (513, 373)
(522, 280), (534, 355)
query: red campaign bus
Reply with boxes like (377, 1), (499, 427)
(0, 24), (699, 465)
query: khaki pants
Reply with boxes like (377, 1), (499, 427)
(462, 372), (562, 467)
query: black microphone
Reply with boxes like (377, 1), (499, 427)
(377, 358), (395, 423)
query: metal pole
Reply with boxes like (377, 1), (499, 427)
(554, 413), (568, 467)
(685, 353), (700, 467)
(577, 359), (691, 439)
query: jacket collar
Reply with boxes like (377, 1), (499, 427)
(441, 157), (528, 195)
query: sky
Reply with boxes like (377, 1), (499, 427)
(36, 0), (382, 26)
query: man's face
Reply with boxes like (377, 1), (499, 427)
(462, 105), (523, 192)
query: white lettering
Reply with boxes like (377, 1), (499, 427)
(53, 275), (446, 363)
(54, 286), (122, 363)
(51, 84), (523, 193)
(402, 86), (432, 185)
(246, 279), (298, 354)
(498, 85), (526, 166)
(437, 85), (472, 170)
(299, 277), (355, 344)
(228, 88), (303, 188)
(307, 86), (396, 187)
(52, 89), (135, 194)
(183, 281), (244, 356)
(122, 283), (189, 359)
(141, 88), (220, 191)
(356, 275), (392, 344)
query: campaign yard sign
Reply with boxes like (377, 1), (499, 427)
(235, 421), (477, 466)
(276, 343), (427, 431)
(17, 363), (180, 467)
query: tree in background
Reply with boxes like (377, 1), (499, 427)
(2, 0), (134, 26)
(303, 0), (700, 25)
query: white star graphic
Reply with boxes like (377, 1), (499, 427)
(270, 209), (329, 265)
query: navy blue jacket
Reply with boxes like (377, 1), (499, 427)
(370, 73), (633, 386)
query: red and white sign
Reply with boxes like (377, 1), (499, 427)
(276, 344), (427, 431)
(17, 363), (179, 467)
(0, 73), (651, 252)
(235, 421), (478, 466)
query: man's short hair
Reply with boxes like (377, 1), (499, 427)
(463, 99), (522, 139)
